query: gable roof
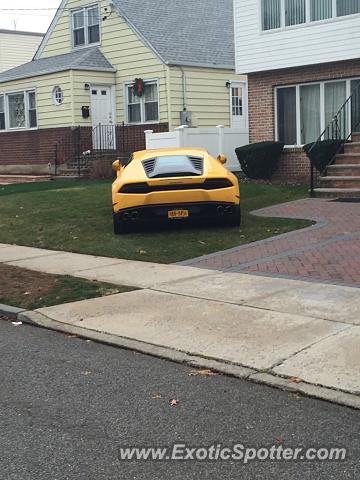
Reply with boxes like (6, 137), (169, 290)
(0, 47), (115, 83)
(35, 0), (235, 70)
(112, 0), (235, 69)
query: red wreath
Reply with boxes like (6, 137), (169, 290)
(133, 78), (144, 97)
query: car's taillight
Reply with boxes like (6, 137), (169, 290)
(202, 178), (234, 189)
(119, 182), (150, 194)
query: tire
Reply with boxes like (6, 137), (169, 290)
(227, 205), (241, 228)
(113, 214), (130, 234)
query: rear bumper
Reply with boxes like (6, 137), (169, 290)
(113, 201), (240, 225)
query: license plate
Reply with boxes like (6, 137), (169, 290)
(168, 209), (189, 219)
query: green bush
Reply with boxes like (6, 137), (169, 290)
(304, 140), (344, 173)
(235, 141), (284, 179)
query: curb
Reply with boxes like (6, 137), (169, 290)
(1, 306), (357, 411)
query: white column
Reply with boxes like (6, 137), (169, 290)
(144, 130), (154, 150)
(174, 125), (189, 147)
(216, 124), (225, 155)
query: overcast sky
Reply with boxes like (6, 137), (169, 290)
(0, 0), (62, 33)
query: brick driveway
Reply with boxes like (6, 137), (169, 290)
(181, 198), (360, 287)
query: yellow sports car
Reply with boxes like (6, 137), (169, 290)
(112, 147), (240, 234)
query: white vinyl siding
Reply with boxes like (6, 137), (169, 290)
(234, 0), (360, 73)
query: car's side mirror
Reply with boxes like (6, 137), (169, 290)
(217, 154), (227, 164)
(112, 159), (122, 171)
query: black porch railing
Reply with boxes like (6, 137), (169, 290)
(309, 82), (360, 196)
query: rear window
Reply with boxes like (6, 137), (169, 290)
(142, 155), (204, 178)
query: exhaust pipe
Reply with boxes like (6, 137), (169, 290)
(217, 206), (225, 216)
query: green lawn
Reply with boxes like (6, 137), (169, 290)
(0, 180), (311, 264)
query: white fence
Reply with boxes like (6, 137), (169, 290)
(145, 125), (249, 171)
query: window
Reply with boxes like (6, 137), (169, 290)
(72, 5), (100, 48)
(232, 86), (243, 116)
(310, 0), (333, 21)
(262, 0), (360, 30)
(0, 95), (5, 130)
(337, 0), (360, 16)
(277, 87), (297, 145)
(53, 86), (64, 105)
(261, 0), (281, 30)
(0, 90), (37, 131)
(126, 81), (159, 124)
(276, 79), (356, 145)
(285, 0), (306, 26)
(28, 91), (37, 128)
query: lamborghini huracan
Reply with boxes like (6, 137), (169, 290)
(111, 147), (241, 234)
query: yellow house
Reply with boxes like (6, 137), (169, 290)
(0, 0), (247, 174)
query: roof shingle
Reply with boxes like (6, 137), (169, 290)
(113, 0), (235, 69)
(0, 48), (115, 83)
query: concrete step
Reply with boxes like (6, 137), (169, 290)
(319, 176), (360, 189)
(0, 175), (51, 185)
(334, 153), (360, 165)
(327, 164), (360, 176)
(314, 188), (360, 199)
(344, 142), (360, 154)
(351, 132), (360, 142)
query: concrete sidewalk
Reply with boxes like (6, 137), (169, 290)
(1, 243), (359, 408)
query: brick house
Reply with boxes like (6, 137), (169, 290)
(0, 0), (247, 175)
(234, 0), (360, 185)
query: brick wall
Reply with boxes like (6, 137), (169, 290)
(248, 59), (360, 181)
(0, 123), (169, 174)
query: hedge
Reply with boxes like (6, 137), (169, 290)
(235, 141), (284, 179)
(303, 140), (344, 173)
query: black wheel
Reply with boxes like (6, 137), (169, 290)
(113, 214), (130, 234)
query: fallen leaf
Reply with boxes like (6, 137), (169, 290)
(169, 399), (180, 407)
(23, 292), (30, 296)
(198, 241), (206, 245)
(189, 369), (220, 377)
(11, 321), (23, 327)
(81, 371), (92, 376)
(139, 250), (147, 255)
(289, 376), (301, 384)
(151, 394), (162, 400)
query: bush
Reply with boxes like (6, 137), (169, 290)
(235, 141), (284, 179)
(303, 140), (344, 173)
(88, 159), (115, 179)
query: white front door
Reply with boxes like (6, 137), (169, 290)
(91, 85), (116, 150)
(230, 81), (247, 129)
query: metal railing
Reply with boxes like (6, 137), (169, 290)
(309, 82), (360, 196)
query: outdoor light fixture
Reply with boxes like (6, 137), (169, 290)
(84, 83), (90, 91)
(225, 81), (231, 88)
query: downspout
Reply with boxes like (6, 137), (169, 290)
(179, 66), (187, 113)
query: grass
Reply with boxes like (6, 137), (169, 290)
(0, 179), (311, 264)
(0, 263), (135, 310)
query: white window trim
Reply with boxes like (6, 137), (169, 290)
(0, 89), (38, 132)
(71, 3), (101, 50)
(274, 77), (360, 147)
(259, 0), (360, 33)
(52, 86), (64, 106)
(124, 79), (160, 125)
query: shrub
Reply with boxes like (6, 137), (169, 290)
(235, 141), (284, 179)
(303, 140), (344, 173)
(88, 159), (115, 179)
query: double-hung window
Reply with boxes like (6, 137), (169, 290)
(276, 79), (359, 145)
(261, 0), (360, 30)
(0, 90), (37, 131)
(72, 5), (100, 48)
(126, 81), (159, 124)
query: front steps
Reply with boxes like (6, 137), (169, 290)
(315, 133), (360, 198)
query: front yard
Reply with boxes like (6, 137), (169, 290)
(0, 180), (310, 264)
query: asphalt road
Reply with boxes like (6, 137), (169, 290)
(0, 318), (359, 480)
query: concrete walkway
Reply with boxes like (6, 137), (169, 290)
(1, 243), (360, 408)
(181, 198), (360, 287)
